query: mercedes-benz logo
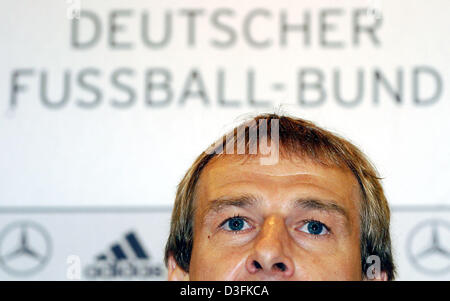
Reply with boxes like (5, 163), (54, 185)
(0, 221), (52, 276)
(407, 219), (450, 275)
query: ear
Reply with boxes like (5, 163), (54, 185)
(375, 271), (389, 281)
(167, 255), (190, 281)
(364, 270), (389, 281)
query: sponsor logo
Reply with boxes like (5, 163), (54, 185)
(84, 231), (165, 279)
(407, 219), (450, 275)
(0, 221), (52, 277)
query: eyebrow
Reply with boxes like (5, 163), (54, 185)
(203, 194), (258, 217)
(202, 195), (349, 222)
(294, 198), (350, 221)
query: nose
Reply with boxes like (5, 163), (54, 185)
(245, 216), (295, 278)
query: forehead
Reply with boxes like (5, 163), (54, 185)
(195, 155), (361, 214)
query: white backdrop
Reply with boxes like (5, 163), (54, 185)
(0, 0), (449, 280)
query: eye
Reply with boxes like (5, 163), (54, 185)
(298, 220), (329, 235)
(221, 216), (251, 232)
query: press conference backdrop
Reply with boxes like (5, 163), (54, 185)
(0, 0), (449, 280)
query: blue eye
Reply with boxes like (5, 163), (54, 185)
(221, 217), (251, 232)
(299, 220), (329, 235)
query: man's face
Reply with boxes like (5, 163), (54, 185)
(169, 155), (364, 280)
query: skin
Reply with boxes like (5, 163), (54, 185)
(168, 155), (387, 281)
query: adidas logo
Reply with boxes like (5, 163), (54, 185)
(96, 231), (150, 262)
(84, 231), (164, 279)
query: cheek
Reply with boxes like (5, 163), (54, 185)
(189, 233), (249, 280)
(292, 247), (362, 280)
(288, 235), (362, 280)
